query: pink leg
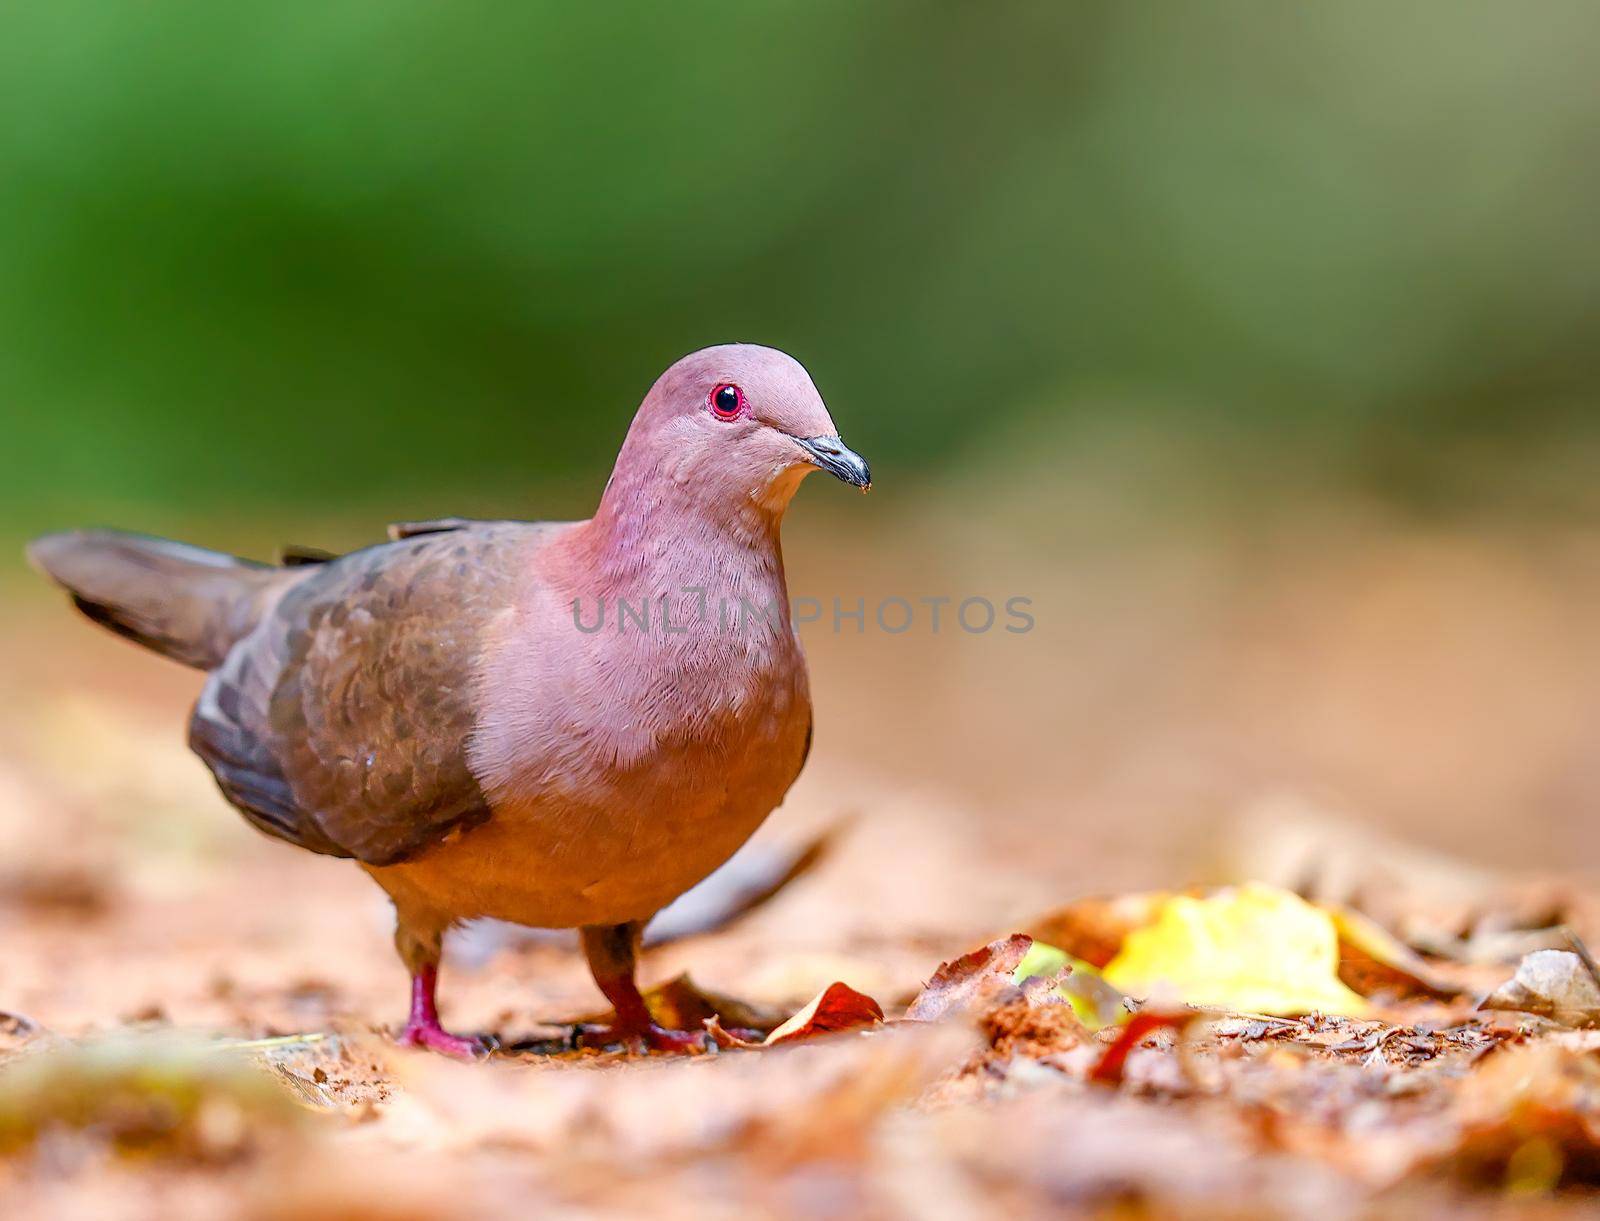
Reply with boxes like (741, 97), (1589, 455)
(399, 962), (485, 1058)
(575, 922), (707, 1054)
(578, 969), (708, 1053)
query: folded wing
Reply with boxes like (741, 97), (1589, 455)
(190, 523), (532, 864)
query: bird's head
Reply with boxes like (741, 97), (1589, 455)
(609, 345), (871, 523)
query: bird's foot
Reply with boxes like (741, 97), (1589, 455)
(399, 1018), (491, 1059)
(574, 1020), (708, 1055)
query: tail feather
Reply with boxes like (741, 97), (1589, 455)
(27, 529), (293, 670)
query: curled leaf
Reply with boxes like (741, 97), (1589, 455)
(1480, 950), (1600, 1028)
(1087, 1010), (1199, 1086)
(1329, 905), (1464, 1000)
(706, 982), (885, 1050)
(905, 935), (1033, 1022)
(764, 982), (884, 1046)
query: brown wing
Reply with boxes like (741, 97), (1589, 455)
(189, 523), (532, 865)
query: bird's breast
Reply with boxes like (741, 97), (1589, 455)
(432, 580), (812, 927)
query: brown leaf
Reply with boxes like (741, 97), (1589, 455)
(1329, 905), (1464, 1001)
(1025, 895), (1166, 969)
(1480, 950), (1600, 1028)
(904, 934), (1033, 1022)
(704, 983), (885, 1051)
(763, 982), (884, 1046)
(1087, 1010), (1200, 1087)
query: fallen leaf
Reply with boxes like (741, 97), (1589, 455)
(736, 1025), (967, 1169)
(1012, 941), (1127, 1030)
(393, 1006), (967, 1167)
(1025, 886), (1467, 1011)
(705, 983), (885, 1050)
(1103, 884), (1369, 1017)
(1026, 894), (1167, 969)
(1088, 1011), (1199, 1086)
(1212, 1015), (1301, 1041)
(904, 935), (1033, 1022)
(1480, 950), (1600, 1028)
(763, 982), (884, 1046)
(1329, 905), (1464, 1000)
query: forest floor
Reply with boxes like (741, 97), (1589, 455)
(7, 496), (1600, 1219)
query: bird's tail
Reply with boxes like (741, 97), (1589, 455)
(26, 529), (296, 670)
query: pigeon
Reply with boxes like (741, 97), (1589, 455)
(27, 344), (871, 1056)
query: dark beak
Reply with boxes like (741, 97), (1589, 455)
(794, 434), (872, 490)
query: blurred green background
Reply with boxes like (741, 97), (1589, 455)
(5, 0), (1600, 540)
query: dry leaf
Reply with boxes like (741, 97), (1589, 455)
(904, 935), (1033, 1022)
(705, 982), (885, 1050)
(1480, 950), (1600, 1028)
(1025, 886), (1464, 1012)
(1026, 894), (1167, 968)
(1329, 905), (1464, 1001)
(764, 982), (884, 1046)
(737, 1024), (972, 1169)
(1088, 1011), (1200, 1086)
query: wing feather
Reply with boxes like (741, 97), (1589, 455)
(190, 524), (531, 864)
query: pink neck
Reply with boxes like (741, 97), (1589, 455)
(582, 460), (793, 576)
(561, 464), (796, 596)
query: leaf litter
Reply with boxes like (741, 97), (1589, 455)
(15, 693), (1600, 1214)
(13, 866), (1600, 1219)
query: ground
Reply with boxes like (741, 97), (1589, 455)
(6, 489), (1600, 1218)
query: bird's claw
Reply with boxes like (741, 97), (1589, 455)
(399, 1021), (493, 1060)
(573, 1021), (709, 1055)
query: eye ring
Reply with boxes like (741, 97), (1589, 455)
(708, 382), (745, 421)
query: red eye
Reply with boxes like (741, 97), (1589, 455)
(709, 382), (745, 420)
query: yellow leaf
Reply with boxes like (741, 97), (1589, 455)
(1012, 941), (1127, 1030)
(1103, 883), (1368, 1017)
